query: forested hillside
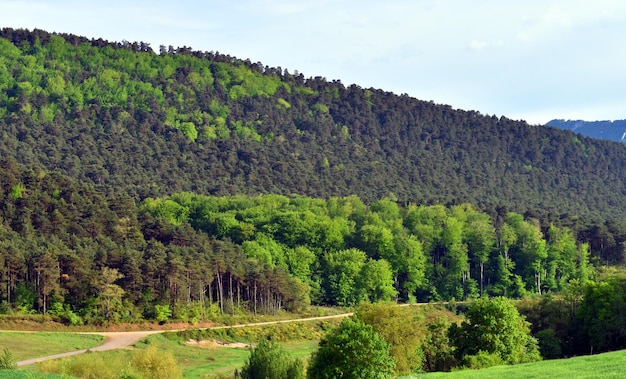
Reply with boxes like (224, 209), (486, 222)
(0, 160), (596, 322)
(1, 28), (626, 324)
(1, 28), (626, 223)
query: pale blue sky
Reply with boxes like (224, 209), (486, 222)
(2, 0), (626, 124)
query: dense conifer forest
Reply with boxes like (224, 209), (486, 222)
(1, 28), (626, 221)
(1, 27), (626, 332)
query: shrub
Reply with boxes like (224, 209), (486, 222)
(40, 353), (116, 379)
(307, 317), (395, 379)
(535, 328), (563, 359)
(239, 338), (304, 379)
(0, 348), (16, 370)
(131, 345), (182, 379)
(449, 297), (541, 365)
(462, 350), (504, 369)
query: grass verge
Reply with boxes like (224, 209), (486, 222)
(403, 349), (626, 379)
(0, 332), (103, 361)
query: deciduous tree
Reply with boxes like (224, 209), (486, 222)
(307, 317), (395, 379)
(449, 297), (541, 366)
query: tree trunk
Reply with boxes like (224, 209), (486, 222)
(253, 280), (257, 315)
(216, 271), (224, 314)
(229, 272), (234, 316)
(480, 261), (484, 297)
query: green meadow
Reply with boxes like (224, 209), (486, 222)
(2, 328), (626, 378)
(0, 332), (103, 361)
(405, 349), (626, 379)
(16, 333), (316, 379)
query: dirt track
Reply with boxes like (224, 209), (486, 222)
(14, 313), (354, 367)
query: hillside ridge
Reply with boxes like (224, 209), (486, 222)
(1, 27), (626, 221)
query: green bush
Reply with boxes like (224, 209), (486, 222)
(239, 338), (304, 379)
(535, 328), (562, 359)
(462, 350), (504, 369)
(131, 345), (182, 379)
(450, 297), (541, 365)
(40, 353), (116, 379)
(0, 348), (16, 370)
(154, 304), (172, 324)
(307, 317), (395, 379)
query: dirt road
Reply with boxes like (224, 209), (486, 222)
(14, 313), (353, 367)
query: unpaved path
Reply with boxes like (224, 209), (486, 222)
(14, 313), (353, 367)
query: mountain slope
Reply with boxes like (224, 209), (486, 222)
(548, 119), (626, 143)
(1, 28), (626, 221)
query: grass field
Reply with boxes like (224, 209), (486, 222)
(15, 333), (317, 379)
(5, 326), (626, 379)
(401, 349), (626, 379)
(0, 371), (68, 379)
(0, 332), (103, 361)
(136, 334), (318, 378)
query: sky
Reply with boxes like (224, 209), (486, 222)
(2, 0), (626, 125)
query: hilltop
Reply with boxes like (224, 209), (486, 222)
(1, 28), (626, 222)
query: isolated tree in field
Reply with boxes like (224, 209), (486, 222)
(307, 317), (395, 379)
(449, 296), (541, 367)
(240, 338), (304, 379)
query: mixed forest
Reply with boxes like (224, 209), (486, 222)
(3, 27), (626, 374)
(1, 28), (626, 221)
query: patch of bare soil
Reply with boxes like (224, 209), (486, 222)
(185, 339), (251, 349)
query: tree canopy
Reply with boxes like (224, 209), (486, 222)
(449, 297), (541, 367)
(307, 317), (395, 379)
(0, 27), (626, 225)
(239, 338), (304, 379)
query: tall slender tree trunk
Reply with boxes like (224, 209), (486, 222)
(480, 261), (484, 297)
(229, 273), (234, 315)
(536, 262), (542, 295)
(208, 281), (213, 304)
(237, 281), (241, 309)
(253, 280), (257, 315)
(216, 271), (224, 314)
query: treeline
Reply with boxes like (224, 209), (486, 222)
(4, 156), (626, 365)
(142, 192), (594, 305)
(0, 155), (609, 323)
(1, 28), (626, 223)
(0, 159), (307, 323)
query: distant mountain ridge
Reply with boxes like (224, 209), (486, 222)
(547, 119), (626, 143)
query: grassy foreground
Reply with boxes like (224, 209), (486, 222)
(4, 331), (626, 378)
(24, 333), (317, 379)
(0, 332), (103, 361)
(403, 349), (626, 379)
(0, 372), (67, 379)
